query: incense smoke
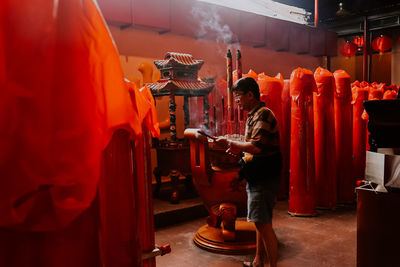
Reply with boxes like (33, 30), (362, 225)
(191, 3), (240, 53)
(190, 3), (242, 135)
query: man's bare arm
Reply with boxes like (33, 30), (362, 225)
(215, 137), (261, 154)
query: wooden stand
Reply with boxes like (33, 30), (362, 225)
(193, 220), (256, 255)
(153, 146), (192, 203)
(148, 52), (214, 203)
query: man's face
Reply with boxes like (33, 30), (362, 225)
(234, 90), (253, 111)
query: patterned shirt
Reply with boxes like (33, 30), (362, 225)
(244, 101), (280, 157)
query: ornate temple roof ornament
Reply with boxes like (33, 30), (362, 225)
(147, 52), (214, 97)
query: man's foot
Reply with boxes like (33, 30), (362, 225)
(243, 261), (263, 267)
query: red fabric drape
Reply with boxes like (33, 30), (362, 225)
(1, 1), (161, 266)
(99, 130), (142, 267)
(313, 67), (336, 209)
(0, 0), (141, 231)
(0, 202), (101, 267)
(288, 68), (316, 216)
(333, 70), (354, 204)
(126, 81), (159, 267)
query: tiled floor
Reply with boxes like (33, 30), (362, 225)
(155, 200), (356, 267)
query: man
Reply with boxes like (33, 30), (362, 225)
(216, 77), (282, 267)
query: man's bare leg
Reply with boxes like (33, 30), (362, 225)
(244, 228), (266, 267)
(255, 222), (278, 267)
(253, 229), (267, 267)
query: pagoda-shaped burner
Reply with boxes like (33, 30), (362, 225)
(148, 52), (214, 96)
(148, 52), (214, 144)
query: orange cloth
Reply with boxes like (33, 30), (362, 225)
(0, 0), (143, 230)
(126, 80), (160, 138)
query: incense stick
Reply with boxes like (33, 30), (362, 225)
(197, 130), (217, 140)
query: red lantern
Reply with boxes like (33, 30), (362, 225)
(339, 41), (358, 57)
(352, 36), (364, 51)
(372, 35), (393, 53)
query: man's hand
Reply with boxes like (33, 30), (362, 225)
(216, 137), (241, 156)
(226, 146), (240, 156)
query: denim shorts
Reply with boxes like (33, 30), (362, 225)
(246, 176), (280, 223)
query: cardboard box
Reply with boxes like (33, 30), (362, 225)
(365, 149), (400, 189)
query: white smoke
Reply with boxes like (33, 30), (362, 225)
(191, 3), (241, 57)
(191, 4), (232, 44)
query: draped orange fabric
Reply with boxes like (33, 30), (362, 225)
(0, 0), (140, 230)
(126, 80), (160, 138)
(141, 86), (161, 138)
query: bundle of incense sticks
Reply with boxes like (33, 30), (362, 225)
(197, 130), (217, 140)
(226, 49), (242, 135)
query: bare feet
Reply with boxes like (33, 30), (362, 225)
(243, 259), (264, 267)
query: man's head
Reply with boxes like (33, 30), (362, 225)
(232, 77), (260, 111)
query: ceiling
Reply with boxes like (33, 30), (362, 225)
(274, 0), (400, 36)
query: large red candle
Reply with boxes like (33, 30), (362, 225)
(333, 70), (354, 204)
(352, 86), (369, 181)
(280, 79), (291, 200)
(288, 68), (316, 216)
(314, 67), (337, 209)
(258, 74), (286, 199)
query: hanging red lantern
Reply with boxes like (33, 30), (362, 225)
(352, 36), (364, 51)
(339, 41), (358, 57)
(372, 35), (393, 53)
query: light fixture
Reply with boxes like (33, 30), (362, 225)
(336, 2), (350, 16)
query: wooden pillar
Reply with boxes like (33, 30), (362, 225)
(169, 94), (177, 145)
(363, 17), (371, 82)
(226, 49), (233, 135)
(391, 29), (400, 85)
(183, 96), (190, 129)
(203, 95), (210, 130)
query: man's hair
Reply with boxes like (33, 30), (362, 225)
(232, 77), (260, 101)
